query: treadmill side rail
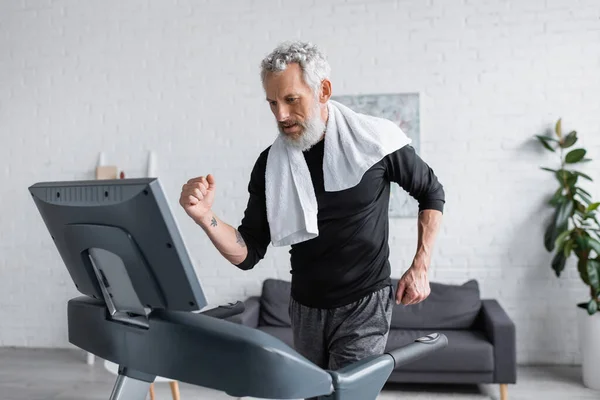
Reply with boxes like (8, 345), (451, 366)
(320, 354), (395, 400)
(68, 297), (334, 399)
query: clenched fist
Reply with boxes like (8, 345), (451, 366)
(395, 264), (431, 305)
(179, 174), (216, 223)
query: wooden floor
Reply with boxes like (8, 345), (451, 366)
(0, 348), (598, 400)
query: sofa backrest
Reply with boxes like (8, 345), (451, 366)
(257, 278), (482, 330)
(259, 278), (292, 327)
(389, 278), (481, 329)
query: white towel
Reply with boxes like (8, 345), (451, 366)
(265, 99), (411, 247)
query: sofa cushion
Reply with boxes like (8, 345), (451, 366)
(385, 329), (494, 372)
(258, 326), (294, 349)
(259, 279), (291, 327)
(390, 279), (481, 329)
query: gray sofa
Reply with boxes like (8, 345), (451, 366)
(231, 278), (516, 399)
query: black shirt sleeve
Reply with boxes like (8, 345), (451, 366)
(234, 149), (271, 270)
(383, 144), (446, 213)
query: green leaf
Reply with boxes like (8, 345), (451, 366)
(550, 188), (566, 206)
(555, 169), (578, 187)
(536, 135), (556, 152)
(578, 254), (591, 285)
(577, 193), (593, 206)
(589, 237), (600, 257)
(555, 229), (571, 251)
(545, 204), (567, 251)
(588, 259), (600, 291)
(587, 203), (600, 212)
(544, 220), (559, 251)
(564, 238), (574, 257)
(566, 149), (587, 163)
(577, 200), (587, 213)
(552, 250), (567, 277)
(540, 167), (557, 173)
(574, 171), (593, 181)
(556, 200), (574, 228)
(594, 258), (600, 295)
(568, 176), (578, 188)
(574, 233), (589, 251)
(536, 134), (559, 142)
(561, 131), (578, 148)
(555, 118), (562, 138)
(555, 171), (568, 188)
(592, 221), (600, 235)
(578, 187), (592, 197)
(576, 188), (594, 206)
(587, 299), (598, 315)
(552, 251), (567, 277)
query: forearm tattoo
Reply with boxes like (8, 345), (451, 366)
(235, 230), (246, 247)
(210, 217), (217, 227)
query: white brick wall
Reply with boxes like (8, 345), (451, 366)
(1, 0), (599, 365)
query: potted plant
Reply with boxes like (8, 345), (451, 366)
(535, 118), (600, 390)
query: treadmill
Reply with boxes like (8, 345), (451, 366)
(28, 178), (447, 400)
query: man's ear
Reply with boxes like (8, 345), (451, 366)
(319, 79), (332, 103)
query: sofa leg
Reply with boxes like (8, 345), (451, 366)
(149, 383), (155, 400)
(500, 384), (508, 400)
(169, 381), (181, 400)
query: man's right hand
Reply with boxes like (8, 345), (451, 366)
(179, 174), (248, 265)
(179, 174), (216, 224)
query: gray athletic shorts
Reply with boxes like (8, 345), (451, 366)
(288, 285), (394, 372)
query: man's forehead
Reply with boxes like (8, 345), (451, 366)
(264, 76), (308, 99)
(265, 87), (301, 98)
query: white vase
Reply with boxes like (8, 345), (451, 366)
(578, 304), (600, 390)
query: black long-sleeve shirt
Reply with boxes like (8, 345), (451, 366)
(235, 138), (445, 309)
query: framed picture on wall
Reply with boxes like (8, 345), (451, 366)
(331, 93), (421, 218)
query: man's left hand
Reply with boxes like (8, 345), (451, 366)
(395, 261), (431, 305)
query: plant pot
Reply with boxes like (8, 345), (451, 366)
(578, 303), (600, 390)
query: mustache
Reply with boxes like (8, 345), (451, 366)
(279, 121), (304, 129)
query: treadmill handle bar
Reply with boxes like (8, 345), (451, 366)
(387, 332), (448, 368)
(199, 301), (245, 320)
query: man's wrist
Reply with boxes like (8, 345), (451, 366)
(412, 251), (431, 271)
(196, 211), (217, 229)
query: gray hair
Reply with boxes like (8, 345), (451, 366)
(260, 41), (331, 95)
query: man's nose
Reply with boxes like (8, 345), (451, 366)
(274, 104), (290, 122)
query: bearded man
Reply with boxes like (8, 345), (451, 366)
(179, 41), (445, 377)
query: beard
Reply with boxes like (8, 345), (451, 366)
(278, 102), (326, 152)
